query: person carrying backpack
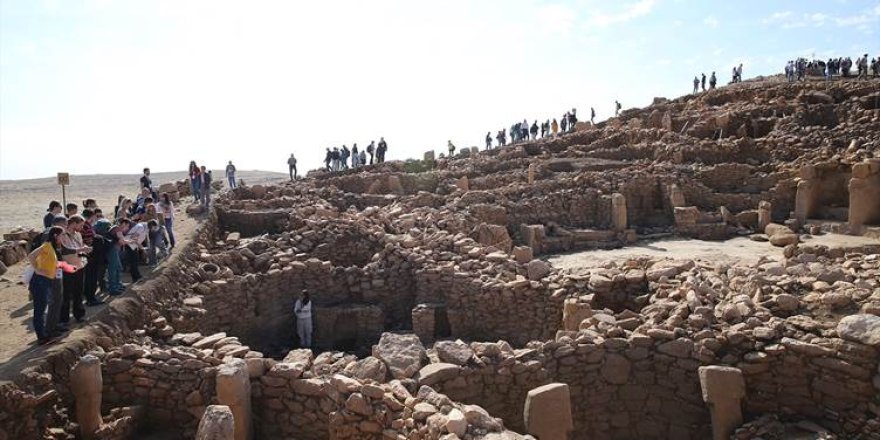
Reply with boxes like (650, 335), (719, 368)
(447, 140), (456, 157)
(366, 141), (375, 165)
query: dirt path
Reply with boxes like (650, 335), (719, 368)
(548, 234), (880, 271)
(0, 210), (201, 379)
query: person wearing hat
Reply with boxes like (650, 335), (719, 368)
(44, 201), (63, 229)
(294, 290), (313, 347)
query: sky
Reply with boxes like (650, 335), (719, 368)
(1, 0), (879, 180)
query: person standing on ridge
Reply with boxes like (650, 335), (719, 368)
(701, 73), (706, 91)
(591, 107), (596, 125)
(530, 121), (538, 140)
(709, 71), (717, 89)
(225, 161), (237, 188)
(352, 143), (359, 167)
(377, 137), (388, 163)
(485, 132), (492, 150)
(615, 101), (621, 116)
(447, 140), (456, 157)
(366, 141), (375, 165)
(568, 109), (577, 132)
(288, 153), (298, 180)
(693, 76), (699, 93)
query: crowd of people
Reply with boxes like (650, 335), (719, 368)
(785, 54), (878, 82)
(692, 72), (719, 93)
(26, 167), (179, 345)
(322, 137), (389, 173)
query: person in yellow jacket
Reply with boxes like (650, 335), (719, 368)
(27, 226), (65, 344)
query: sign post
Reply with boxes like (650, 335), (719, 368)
(57, 173), (70, 209)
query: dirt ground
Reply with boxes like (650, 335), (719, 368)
(0, 170), (286, 231)
(0, 170), (285, 379)
(548, 234), (880, 271)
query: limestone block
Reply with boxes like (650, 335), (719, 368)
(674, 206), (700, 226)
(562, 299), (593, 331)
(523, 383), (573, 440)
(512, 246), (533, 264)
(669, 184), (686, 208)
(216, 359), (252, 440)
(196, 405), (235, 440)
(794, 179), (816, 225)
(417, 363), (460, 386)
(698, 366), (745, 440)
(611, 193), (627, 232)
(837, 314), (880, 346)
(527, 164), (535, 185)
(70, 355), (103, 440)
(387, 176), (404, 195)
(757, 201), (772, 231)
(457, 176), (470, 192)
(372, 333), (427, 379)
(424, 151), (435, 162)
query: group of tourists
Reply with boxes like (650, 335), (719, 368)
(692, 72), (719, 93)
(785, 54), (878, 82)
(483, 108), (587, 150)
(27, 168), (176, 345)
(322, 138), (389, 173)
(188, 161), (215, 207)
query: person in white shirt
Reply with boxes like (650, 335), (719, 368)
(294, 290), (313, 347)
(124, 222), (147, 282)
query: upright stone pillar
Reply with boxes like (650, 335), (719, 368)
(70, 355), (103, 440)
(611, 193), (627, 232)
(196, 405), (235, 440)
(794, 165), (818, 227)
(524, 383), (573, 440)
(423, 151), (435, 162)
(757, 201), (772, 231)
(848, 160), (880, 233)
(698, 366), (745, 440)
(562, 298), (593, 331)
(528, 164), (535, 185)
(669, 184), (686, 207)
(216, 359), (252, 440)
(794, 180), (814, 226)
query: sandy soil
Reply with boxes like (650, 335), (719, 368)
(0, 170), (286, 231)
(548, 234), (880, 271)
(0, 170), (285, 379)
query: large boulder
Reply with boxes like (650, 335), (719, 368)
(837, 315), (880, 346)
(434, 340), (474, 366)
(343, 356), (388, 382)
(372, 333), (427, 379)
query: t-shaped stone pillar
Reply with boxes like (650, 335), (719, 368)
(669, 184), (686, 208)
(611, 193), (627, 232)
(524, 383), (573, 440)
(757, 201), (772, 231)
(216, 359), (252, 440)
(196, 405), (236, 440)
(70, 354), (103, 440)
(698, 366), (745, 440)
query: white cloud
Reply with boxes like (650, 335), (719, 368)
(590, 0), (656, 27)
(537, 4), (577, 35)
(763, 8), (880, 29)
(703, 15), (719, 28)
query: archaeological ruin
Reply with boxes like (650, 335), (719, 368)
(1, 76), (880, 440)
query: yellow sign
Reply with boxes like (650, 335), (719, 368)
(57, 173), (70, 186)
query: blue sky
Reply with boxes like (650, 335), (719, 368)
(1, 0), (878, 180)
